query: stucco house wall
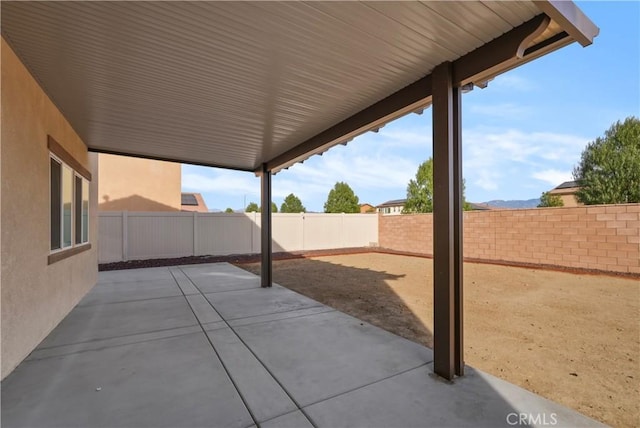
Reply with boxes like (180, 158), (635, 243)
(98, 154), (181, 212)
(1, 38), (98, 379)
(549, 188), (581, 207)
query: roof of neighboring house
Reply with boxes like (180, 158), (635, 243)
(181, 192), (208, 212)
(468, 202), (496, 211)
(377, 199), (407, 208)
(554, 181), (579, 190)
(549, 181), (580, 196)
(181, 193), (198, 206)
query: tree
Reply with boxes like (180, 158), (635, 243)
(224, 207), (234, 213)
(280, 193), (306, 213)
(403, 158), (471, 213)
(245, 202), (259, 212)
(324, 182), (360, 213)
(245, 201), (277, 212)
(573, 117), (640, 205)
(538, 192), (564, 208)
(403, 159), (434, 213)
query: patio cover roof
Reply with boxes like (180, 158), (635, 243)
(1, 1), (597, 173)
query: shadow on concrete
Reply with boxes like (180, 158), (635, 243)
(237, 256), (434, 349)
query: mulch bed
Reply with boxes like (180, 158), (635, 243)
(99, 246), (638, 279)
(98, 247), (373, 271)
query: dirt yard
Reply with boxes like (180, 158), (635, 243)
(236, 253), (639, 427)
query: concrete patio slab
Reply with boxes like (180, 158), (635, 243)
(202, 320), (229, 332)
(226, 306), (335, 328)
(260, 410), (315, 428)
(2, 262), (604, 428)
(185, 294), (223, 324)
(178, 263), (263, 293)
(205, 327), (297, 422)
(39, 296), (197, 348)
(78, 278), (182, 306)
(169, 267), (201, 295)
(204, 285), (323, 321)
(180, 262), (255, 276)
(232, 309), (433, 407)
(26, 325), (201, 361)
(194, 276), (262, 294)
(97, 266), (174, 284)
(304, 364), (604, 427)
(2, 332), (253, 428)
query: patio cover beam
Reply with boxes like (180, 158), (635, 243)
(261, 164), (273, 288)
(264, 76), (432, 173)
(263, 3), (597, 175)
(533, 0), (600, 47)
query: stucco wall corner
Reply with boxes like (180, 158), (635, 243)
(1, 37), (98, 380)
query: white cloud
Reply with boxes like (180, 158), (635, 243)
(180, 121), (430, 210)
(182, 169), (259, 197)
(531, 169), (573, 186)
(181, 119), (590, 209)
(462, 127), (588, 199)
(277, 145), (417, 198)
(474, 169), (500, 191)
(490, 73), (537, 92)
(469, 103), (532, 119)
(371, 127), (432, 149)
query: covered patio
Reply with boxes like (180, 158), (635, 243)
(1, 0), (599, 382)
(2, 263), (602, 427)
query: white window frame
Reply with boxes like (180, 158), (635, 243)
(75, 172), (90, 245)
(49, 153), (90, 255)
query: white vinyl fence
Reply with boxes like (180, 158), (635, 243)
(98, 212), (378, 263)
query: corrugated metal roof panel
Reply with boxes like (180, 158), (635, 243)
(1, 1), (584, 171)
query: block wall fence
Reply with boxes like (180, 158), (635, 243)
(378, 204), (640, 275)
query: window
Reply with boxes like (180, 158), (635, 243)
(74, 175), (89, 244)
(50, 158), (61, 250)
(48, 136), (92, 263)
(62, 164), (73, 248)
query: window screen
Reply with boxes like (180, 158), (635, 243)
(82, 179), (89, 243)
(50, 158), (61, 250)
(75, 176), (82, 244)
(62, 165), (73, 248)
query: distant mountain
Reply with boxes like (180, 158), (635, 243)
(482, 199), (540, 209)
(208, 208), (222, 213)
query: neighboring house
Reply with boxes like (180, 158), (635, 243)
(377, 200), (496, 214)
(548, 181), (582, 207)
(181, 192), (209, 212)
(98, 154), (182, 211)
(468, 202), (496, 211)
(377, 199), (406, 215)
(359, 203), (376, 213)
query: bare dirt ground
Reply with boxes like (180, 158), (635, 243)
(237, 253), (639, 428)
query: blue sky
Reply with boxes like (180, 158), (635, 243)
(183, 1), (639, 212)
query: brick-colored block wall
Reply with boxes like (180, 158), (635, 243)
(378, 204), (640, 274)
